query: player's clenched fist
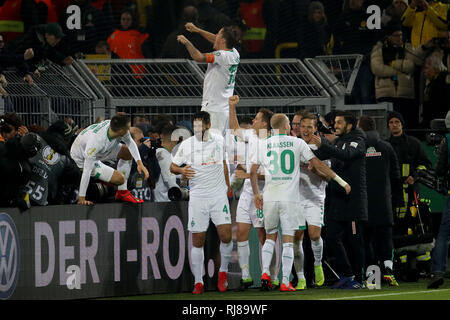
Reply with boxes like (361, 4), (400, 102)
(228, 95), (239, 106)
(177, 35), (190, 45)
(185, 22), (199, 33)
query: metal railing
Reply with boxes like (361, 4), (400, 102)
(0, 62), (95, 128)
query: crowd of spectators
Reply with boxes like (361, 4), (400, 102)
(0, 0), (448, 130)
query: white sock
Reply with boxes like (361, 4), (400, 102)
(384, 260), (393, 270)
(311, 237), (323, 267)
(282, 242), (294, 286)
(262, 239), (275, 275)
(219, 241), (233, 273)
(117, 159), (132, 190)
(294, 240), (305, 279)
(238, 241), (250, 279)
(191, 246), (204, 284)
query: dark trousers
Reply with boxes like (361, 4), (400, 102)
(326, 219), (366, 283)
(364, 225), (394, 270)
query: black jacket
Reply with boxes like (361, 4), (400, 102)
(0, 137), (33, 207)
(317, 128), (368, 221)
(386, 133), (432, 191)
(0, 47), (31, 77)
(6, 24), (70, 71)
(364, 130), (402, 226)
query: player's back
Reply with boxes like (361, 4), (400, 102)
(70, 120), (115, 166)
(259, 134), (314, 203)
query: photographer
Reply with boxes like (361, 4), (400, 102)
(154, 124), (180, 202)
(0, 132), (41, 210)
(427, 111), (450, 289)
(26, 120), (81, 205)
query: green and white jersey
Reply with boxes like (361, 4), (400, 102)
(251, 134), (315, 202)
(202, 48), (240, 113)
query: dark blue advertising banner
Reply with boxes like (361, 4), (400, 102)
(0, 202), (224, 300)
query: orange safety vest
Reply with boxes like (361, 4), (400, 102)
(239, 0), (266, 53)
(0, 0), (24, 41)
(107, 29), (149, 78)
(36, 0), (58, 23)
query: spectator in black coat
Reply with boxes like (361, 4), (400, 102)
(310, 110), (368, 287)
(0, 133), (41, 210)
(358, 115), (402, 286)
(6, 23), (74, 75)
(298, 1), (331, 59)
(0, 33), (34, 88)
(160, 5), (212, 59)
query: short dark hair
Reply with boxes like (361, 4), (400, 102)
(258, 108), (274, 130)
(160, 123), (177, 137)
(193, 111), (210, 125)
(110, 113), (130, 131)
(2, 112), (23, 129)
(294, 109), (309, 118)
(358, 115), (376, 131)
(300, 113), (317, 126)
(335, 110), (357, 130)
(222, 25), (241, 49)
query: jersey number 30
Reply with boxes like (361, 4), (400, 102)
(268, 150), (294, 175)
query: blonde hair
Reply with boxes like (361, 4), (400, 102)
(270, 114), (289, 130)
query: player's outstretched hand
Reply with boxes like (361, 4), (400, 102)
(182, 165), (196, 180)
(78, 196), (94, 206)
(177, 35), (190, 46)
(185, 22), (199, 33)
(310, 134), (322, 147)
(254, 193), (263, 210)
(344, 184), (351, 195)
(228, 95), (239, 106)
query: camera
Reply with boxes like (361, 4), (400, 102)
(86, 181), (115, 202)
(417, 169), (448, 195)
(168, 186), (189, 201)
(316, 114), (334, 134)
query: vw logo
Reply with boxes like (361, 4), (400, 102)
(0, 213), (20, 299)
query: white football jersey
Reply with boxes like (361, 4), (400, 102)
(251, 134), (315, 202)
(202, 48), (240, 113)
(154, 147), (177, 202)
(172, 133), (227, 199)
(299, 144), (329, 203)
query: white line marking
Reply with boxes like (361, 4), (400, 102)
(321, 288), (450, 300)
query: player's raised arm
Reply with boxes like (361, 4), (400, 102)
(228, 95), (245, 139)
(185, 22), (217, 44)
(177, 35), (208, 62)
(308, 157), (351, 195)
(250, 163), (263, 209)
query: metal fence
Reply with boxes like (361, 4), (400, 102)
(79, 58), (333, 124)
(0, 62), (95, 128)
(0, 56), (394, 132)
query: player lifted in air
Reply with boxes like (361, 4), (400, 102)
(170, 111), (233, 294)
(70, 113), (149, 205)
(250, 114), (351, 292)
(177, 23), (241, 136)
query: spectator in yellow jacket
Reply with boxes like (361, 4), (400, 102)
(401, 0), (449, 48)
